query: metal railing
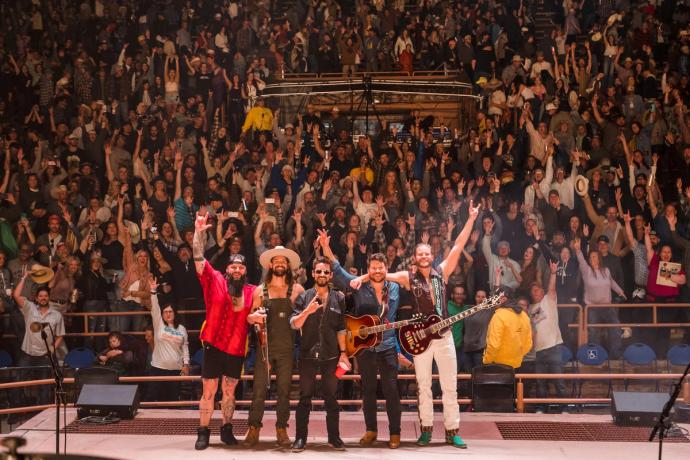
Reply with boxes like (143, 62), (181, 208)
(0, 373), (687, 416)
(582, 303), (690, 344)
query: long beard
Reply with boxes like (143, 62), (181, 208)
(227, 275), (246, 296)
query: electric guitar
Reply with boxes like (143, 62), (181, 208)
(344, 313), (423, 357)
(398, 293), (503, 356)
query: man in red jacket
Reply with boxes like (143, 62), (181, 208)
(192, 212), (256, 450)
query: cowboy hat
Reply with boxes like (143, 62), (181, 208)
(95, 207), (112, 223)
(259, 246), (301, 270)
(30, 265), (55, 284)
(89, 251), (108, 264)
(50, 184), (68, 200)
(485, 77), (503, 90)
(574, 175), (589, 197)
(124, 219), (141, 244)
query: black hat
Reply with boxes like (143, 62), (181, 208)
(208, 193), (223, 202)
(597, 235), (609, 243)
(228, 254), (246, 266)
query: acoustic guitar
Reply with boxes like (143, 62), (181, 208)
(398, 293), (503, 356)
(344, 313), (422, 357)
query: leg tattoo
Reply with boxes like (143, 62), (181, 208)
(221, 376), (239, 424)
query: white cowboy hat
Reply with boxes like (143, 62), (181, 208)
(574, 175), (589, 197)
(259, 246), (301, 270)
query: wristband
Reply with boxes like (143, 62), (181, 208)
(193, 257), (204, 262)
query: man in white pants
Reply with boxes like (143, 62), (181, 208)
(356, 201), (479, 447)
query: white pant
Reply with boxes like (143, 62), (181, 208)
(413, 332), (459, 430)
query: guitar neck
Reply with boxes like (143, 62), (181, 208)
(365, 318), (413, 335)
(428, 295), (501, 334)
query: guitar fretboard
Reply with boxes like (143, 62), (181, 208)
(364, 318), (415, 335)
(427, 294), (502, 334)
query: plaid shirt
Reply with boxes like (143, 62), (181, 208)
(374, 225), (416, 269)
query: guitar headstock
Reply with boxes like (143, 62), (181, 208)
(411, 313), (423, 322)
(471, 292), (504, 313)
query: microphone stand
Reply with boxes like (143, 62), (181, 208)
(40, 324), (65, 456)
(649, 359), (690, 460)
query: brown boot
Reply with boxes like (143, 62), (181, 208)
(276, 427), (291, 447)
(388, 435), (401, 449)
(359, 431), (378, 446)
(242, 426), (260, 448)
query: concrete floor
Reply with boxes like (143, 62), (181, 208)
(6, 409), (690, 460)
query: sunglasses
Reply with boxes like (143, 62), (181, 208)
(314, 270), (331, 275)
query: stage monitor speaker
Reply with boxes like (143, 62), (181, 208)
(471, 364), (515, 412)
(77, 384), (140, 420)
(611, 391), (669, 426)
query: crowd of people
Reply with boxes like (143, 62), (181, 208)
(0, 0), (689, 442)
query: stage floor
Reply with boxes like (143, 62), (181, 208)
(7, 409), (690, 459)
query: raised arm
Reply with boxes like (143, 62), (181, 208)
(12, 271), (29, 309)
(439, 201), (481, 281)
(193, 211), (213, 273)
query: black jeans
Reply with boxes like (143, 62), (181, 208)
(356, 347), (401, 435)
(295, 357), (339, 441)
(145, 367), (181, 402)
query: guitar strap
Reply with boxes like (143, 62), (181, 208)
(379, 282), (389, 322)
(430, 276), (444, 317)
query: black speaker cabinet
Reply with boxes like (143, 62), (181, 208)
(611, 391), (669, 426)
(77, 384), (140, 419)
(471, 364), (515, 412)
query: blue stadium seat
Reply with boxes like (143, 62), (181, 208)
(575, 343), (611, 397)
(622, 343), (657, 390)
(64, 348), (96, 370)
(192, 348), (204, 367)
(0, 350), (13, 368)
(667, 344), (690, 368)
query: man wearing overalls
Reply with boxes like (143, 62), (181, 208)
(244, 246), (304, 448)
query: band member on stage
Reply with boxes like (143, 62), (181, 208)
(289, 257), (349, 452)
(351, 201), (480, 448)
(318, 230), (403, 449)
(192, 213), (255, 450)
(244, 246), (304, 448)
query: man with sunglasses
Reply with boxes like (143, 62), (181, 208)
(289, 257), (349, 452)
(317, 229), (403, 449)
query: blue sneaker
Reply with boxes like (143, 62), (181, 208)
(446, 433), (467, 449)
(417, 429), (433, 446)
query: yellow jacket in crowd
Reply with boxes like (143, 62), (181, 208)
(483, 307), (533, 369)
(241, 106), (273, 133)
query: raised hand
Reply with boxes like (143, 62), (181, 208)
(582, 223), (590, 238)
(468, 200), (481, 218)
(421, 231), (430, 244)
(623, 211), (632, 223)
(549, 260), (558, 274)
(149, 275), (158, 292)
(316, 228), (330, 249)
(194, 211), (213, 234)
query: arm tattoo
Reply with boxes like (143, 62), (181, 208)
(193, 229), (206, 260)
